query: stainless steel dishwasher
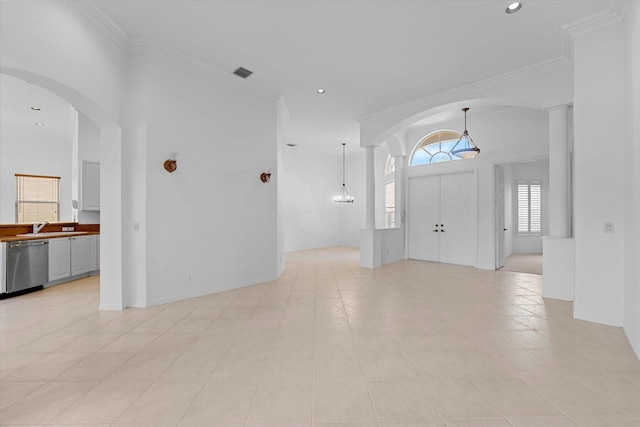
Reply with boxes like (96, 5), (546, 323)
(6, 240), (49, 294)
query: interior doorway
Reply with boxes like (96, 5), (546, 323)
(408, 171), (477, 267)
(1, 68), (124, 309)
(494, 160), (548, 275)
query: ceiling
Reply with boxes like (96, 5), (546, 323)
(0, 73), (74, 140)
(2, 1), (615, 154)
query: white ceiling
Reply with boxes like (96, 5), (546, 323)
(2, 1), (615, 154)
(0, 73), (74, 140)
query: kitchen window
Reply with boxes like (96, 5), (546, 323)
(15, 174), (60, 223)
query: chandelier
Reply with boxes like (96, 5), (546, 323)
(452, 107), (480, 159)
(333, 143), (354, 203)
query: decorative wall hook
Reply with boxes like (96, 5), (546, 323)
(260, 168), (272, 183)
(164, 159), (177, 173)
(164, 152), (179, 173)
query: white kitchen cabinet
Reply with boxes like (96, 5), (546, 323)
(81, 161), (100, 211)
(49, 238), (71, 281)
(89, 235), (100, 272)
(70, 236), (90, 276)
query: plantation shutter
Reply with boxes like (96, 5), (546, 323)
(516, 180), (542, 234)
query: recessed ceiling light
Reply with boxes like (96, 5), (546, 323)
(317, 89), (325, 94)
(506, 2), (523, 14)
(35, 122), (44, 126)
(30, 106), (41, 111)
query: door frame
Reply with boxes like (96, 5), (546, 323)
(495, 164), (506, 269)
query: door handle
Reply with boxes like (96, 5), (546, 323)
(504, 228), (508, 231)
(433, 229), (439, 232)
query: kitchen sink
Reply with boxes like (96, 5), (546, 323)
(17, 231), (89, 237)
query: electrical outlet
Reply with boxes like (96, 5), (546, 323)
(604, 222), (614, 233)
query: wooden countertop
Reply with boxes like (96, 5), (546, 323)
(0, 223), (100, 243)
(1, 232), (100, 243)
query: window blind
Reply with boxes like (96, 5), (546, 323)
(15, 174), (60, 223)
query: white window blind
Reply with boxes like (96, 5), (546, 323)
(517, 180), (542, 234)
(15, 174), (60, 223)
(385, 181), (396, 228)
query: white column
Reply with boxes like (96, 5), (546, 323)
(543, 104), (574, 301)
(548, 105), (570, 237)
(393, 155), (404, 228)
(365, 145), (376, 230)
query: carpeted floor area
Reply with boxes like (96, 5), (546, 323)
(502, 253), (543, 275)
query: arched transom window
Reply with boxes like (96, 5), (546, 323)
(410, 130), (462, 166)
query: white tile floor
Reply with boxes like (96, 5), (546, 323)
(1, 246), (639, 426)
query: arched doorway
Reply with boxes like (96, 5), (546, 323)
(1, 68), (125, 309)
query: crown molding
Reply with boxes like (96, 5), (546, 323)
(66, 0), (130, 51)
(561, 5), (626, 60)
(130, 39), (282, 102)
(278, 97), (291, 121)
(356, 57), (570, 125)
(67, 1), (282, 102)
(609, 0), (630, 19)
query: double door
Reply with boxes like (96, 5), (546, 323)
(408, 171), (477, 266)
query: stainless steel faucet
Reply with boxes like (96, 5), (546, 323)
(33, 220), (49, 234)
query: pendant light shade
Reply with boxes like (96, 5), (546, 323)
(334, 143), (354, 203)
(452, 107), (480, 159)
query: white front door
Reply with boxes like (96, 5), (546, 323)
(408, 171), (477, 267)
(408, 174), (441, 262)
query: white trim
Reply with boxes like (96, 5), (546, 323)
(130, 38), (282, 102)
(66, 0), (130, 51)
(67, 1), (283, 102)
(278, 97), (291, 121)
(561, 7), (626, 60)
(356, 57), (569, 125)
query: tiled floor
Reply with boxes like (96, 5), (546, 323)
(1, 246), (639, 426)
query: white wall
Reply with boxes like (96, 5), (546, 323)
(77, 113), (101, 224)
(504, 163), (514, 257)
(573, 23), (626, 327)
(403, 107), (550, 270)
(339, 150), (366, 247)
(0, 128), (73, 224)
(128, 50), (279, 307)
(624, 2), (640, 358)
(511, 160), (549, 254)
(283, 146), (341, 251)
(283, 145), (366, 251)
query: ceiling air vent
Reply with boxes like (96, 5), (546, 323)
(233, 67), (253, 79)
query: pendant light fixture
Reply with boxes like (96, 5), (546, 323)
(452, 107), (480, 159)
(334, 143), (354, 203)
